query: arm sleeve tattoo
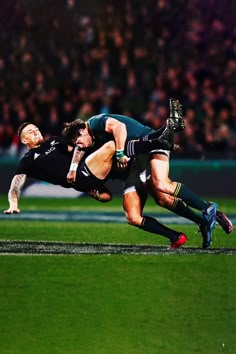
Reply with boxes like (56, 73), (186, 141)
(71, 147), (85, 165)
(8, 174), (26, 202)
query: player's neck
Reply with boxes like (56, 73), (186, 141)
(28, 142), (43, 150)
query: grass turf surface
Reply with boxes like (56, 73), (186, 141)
(0, 255), (235, 354)
(0, 196), (235, 353)
(1, 195), (236, 212)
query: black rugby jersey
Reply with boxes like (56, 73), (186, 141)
(16, 137), (74, 188)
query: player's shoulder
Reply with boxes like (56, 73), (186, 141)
(45, 136), (67, 148)
(21, 149), (33, 161)
(49, 135), (70, 152)
(88, 114), (107, 122)
(88, 114), (107, 130)
(16, 150), (32, 172)
(89, 113), (106, 119)
(48, 136), (62, 144)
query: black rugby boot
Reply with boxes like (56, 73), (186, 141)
(167, 98), (186, 132)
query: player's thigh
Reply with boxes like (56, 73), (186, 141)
(85, 141), (115, 179)
(149, 153), (170, 181)
(123, 188), (147, 225)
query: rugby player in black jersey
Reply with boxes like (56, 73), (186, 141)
(3, 121), (192, 249)
(3, 121), (173, 210)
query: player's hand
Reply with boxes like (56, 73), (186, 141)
(67, 170), (76, 184)
(88, 190), (100, 200)
(115, 150), (130, 168)
(116, 155), (130, 168)
(3, 207), (20, 214)
(88, 189), (112, 202)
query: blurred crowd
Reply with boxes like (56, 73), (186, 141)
(0, 0), (236, 159)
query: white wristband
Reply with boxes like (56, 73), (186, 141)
(70, 163), (78, 172)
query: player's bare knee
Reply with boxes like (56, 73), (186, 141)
(104, 141), (115, 154)
(152, 178), (175, 194)
(152, 177), (167, 193)
(154, 192), (172, 208)
(126, 213), (142, 227)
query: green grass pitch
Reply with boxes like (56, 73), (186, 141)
(0, 195), (235, 354)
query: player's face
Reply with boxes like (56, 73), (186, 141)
(21, 124), (44, 148)
(75, 129), (93, 149)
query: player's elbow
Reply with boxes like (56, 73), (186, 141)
(118, 122), (126, 134)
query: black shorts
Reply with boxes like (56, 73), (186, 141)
(74, 161), (104, 192)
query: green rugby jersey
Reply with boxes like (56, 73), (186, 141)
(87, 114), (154, 144)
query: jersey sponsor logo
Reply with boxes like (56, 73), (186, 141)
(34, 153), (40, 160)
(45, 147), (55, 155)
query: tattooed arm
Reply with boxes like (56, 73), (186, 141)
(67, 147), (85, 184)
(4, 174), (26, 214)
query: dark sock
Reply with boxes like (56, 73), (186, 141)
(140, 216), (180, 242)
(173, 183), (209, 211)
(141, 126), (166, 141)
(125, 139), (168, 157)
(171, 198), (205, 225)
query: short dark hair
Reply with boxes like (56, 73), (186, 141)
(17, 122), (32, 137)
(61, 119), (86, 145)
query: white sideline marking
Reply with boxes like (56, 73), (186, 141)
(2, 211), (236, 225)
(0, 212), (198, 224)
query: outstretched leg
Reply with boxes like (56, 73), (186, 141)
(85, 141), (115, 179)
(123, 185), (187, 248)
(147, 186), (213, 249)
(148, 152), (234, 247)
(140, 98), (186, 142)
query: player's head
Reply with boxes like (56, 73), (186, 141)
(18, 122), (44, 149)
(62, 119), (94, 149)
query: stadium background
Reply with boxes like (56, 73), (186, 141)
(1, 0), (236, 197)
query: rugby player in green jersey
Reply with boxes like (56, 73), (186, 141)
(62, 99), (233, 248)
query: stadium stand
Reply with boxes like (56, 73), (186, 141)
(0, 0), (236, 158)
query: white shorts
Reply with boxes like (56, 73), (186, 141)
(123, 155), (151, 194)
(150, 149), (170, 157)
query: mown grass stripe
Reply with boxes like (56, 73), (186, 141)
(0, 240), (235, 255)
